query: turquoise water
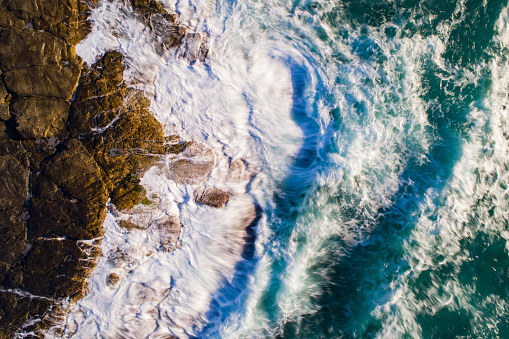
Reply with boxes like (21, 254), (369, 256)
(199, 0), (509, 337)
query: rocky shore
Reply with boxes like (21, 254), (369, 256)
(0, 0), (215, 336)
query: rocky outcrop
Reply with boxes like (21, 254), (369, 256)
(0, 0), (104, 336)
(0, 0), (212, 335)
(0, 0), (194, 336)
(69, 50), (169, 212)
(129, 0), (208, 61)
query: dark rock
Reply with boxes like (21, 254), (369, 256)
(0, 9), (25, 28)
(0, 103), (9, 121)
(195, 187), (230, 208)
(29, 139), (108, 239)
(106, 273), (121, 287)
(0, 154), (28, 210)
(0, 210), (26, 282)
(0, 80), (7, 100)
(19, 238), (97, 301)
(0, 291), (52, 337)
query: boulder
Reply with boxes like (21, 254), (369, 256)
(195, 187), (230, 208)
(169, 142), (215, 184)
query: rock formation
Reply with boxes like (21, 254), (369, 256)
(195, 187), (230, 208)
(0, 0), (208, 336)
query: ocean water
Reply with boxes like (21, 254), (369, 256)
(48, 0), (509, 337)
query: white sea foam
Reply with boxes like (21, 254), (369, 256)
(51, 0), (305, 337)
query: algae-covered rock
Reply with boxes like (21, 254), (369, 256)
(110, 174), (146, 211)
(70, 50), (169, 211)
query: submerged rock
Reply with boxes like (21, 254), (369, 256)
(168, 141), (215, 184)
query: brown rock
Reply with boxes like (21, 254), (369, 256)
(0, 80), (7, 100)
(195, 187), (230, 208)
(130, 0), (177, 20)
(73, 50), (125, 103)
(69, 51), (169, 210)
(10, 98), (69, 139)
(0, 9), (25, 28)
(106, 273), (121, 287)
(4, 0), (96, 44)
(4, 64), (81, 99)
(0, 154), (28, 209)
(0, 103), (9, 121)
(29, 139), (108, 239)
(0, 291), (52, 337)
(0, 0), (103, 335)
(0, 210), (26, 282)
(0, 28), (72, 72)
(21, 239), (90, 299)
(169, 142), (215, 184)
(110, 175), (146, 211)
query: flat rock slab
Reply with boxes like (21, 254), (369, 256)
(10, 97), (69, 139)
(0, 28), (70, 71)
(4, 64), (81, 100)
